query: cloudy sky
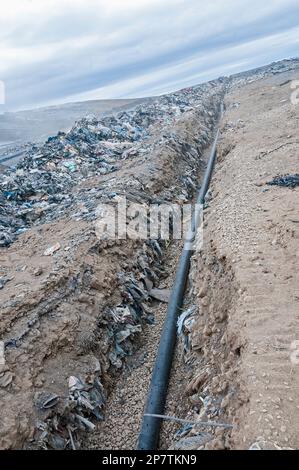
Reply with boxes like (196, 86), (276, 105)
(1, 0), (299, 111)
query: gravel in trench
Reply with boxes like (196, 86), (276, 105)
(85, 241), (190, 450)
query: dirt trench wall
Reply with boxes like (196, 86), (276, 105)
(183, 242), (247, 450)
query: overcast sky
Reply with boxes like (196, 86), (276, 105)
(1, 0), (299, 111)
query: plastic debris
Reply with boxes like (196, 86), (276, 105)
(36, 373), (106, 450)
(177, 306), (197, 352)
(43, 242), (61, 256)
(177, 306), (196, 335)
(267, 174), (299, 188)
(35, 392), (60, 410)
(149, 288), (171, 303)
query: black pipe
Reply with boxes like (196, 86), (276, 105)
(137, 129), (219, 450)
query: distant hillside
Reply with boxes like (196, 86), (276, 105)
(0, 98), (146, 146)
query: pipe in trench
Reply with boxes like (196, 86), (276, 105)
(137, 129), (220, 450)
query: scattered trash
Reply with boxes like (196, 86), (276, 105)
(33, 267), (43, 276)
(149, 288), (171, 303)
(177, 306), (196, 335)
(177, 306), (196, 352)
(43, 242), (61, 256)
(0, 80), (222, 446)
(174, 423), (194, 438)
(35, 392), (60, 410)
(36, 373), (106, 449)
(267, 174), (299, 189)
(0, 276), (13, 289)
(171, 433), (213, 450)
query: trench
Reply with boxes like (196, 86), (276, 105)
(84, 139), (219, 450)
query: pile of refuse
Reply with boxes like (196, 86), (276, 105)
(0, 81), (224, 248)
(35, 373), (106, 450)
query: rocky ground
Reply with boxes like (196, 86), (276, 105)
(0, 59), (298, 450)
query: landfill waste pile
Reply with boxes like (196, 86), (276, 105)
(0, 81), (227, 248)
(0, 79), (226, 449)
(229, 57), (299, 88)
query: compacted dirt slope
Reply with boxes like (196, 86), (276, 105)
(180, 70), (299, 450)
